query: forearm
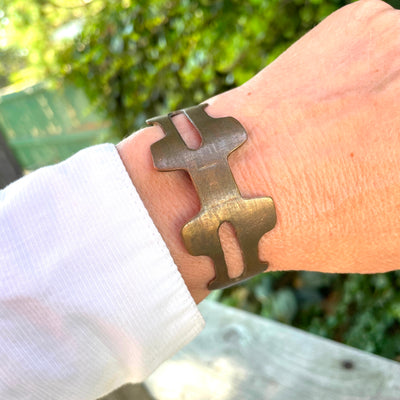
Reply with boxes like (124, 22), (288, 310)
(117, 89), (400, 305)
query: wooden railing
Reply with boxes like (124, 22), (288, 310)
(104, 300), (400, 400)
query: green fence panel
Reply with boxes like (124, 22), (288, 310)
(0, 82), (119, 170)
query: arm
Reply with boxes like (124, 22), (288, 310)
(118, 0), (400, 304)
(1, 1), (398, 399)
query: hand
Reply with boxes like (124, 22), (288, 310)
(118, 0), (400, 303)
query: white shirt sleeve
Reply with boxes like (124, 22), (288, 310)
(0, 144), (205, 400)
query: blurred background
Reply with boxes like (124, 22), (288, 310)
(1, 0), (400, 361)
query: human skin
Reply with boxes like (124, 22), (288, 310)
(118, 0), (400, 304)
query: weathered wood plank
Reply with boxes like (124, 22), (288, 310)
(144, 300), (400, 400)
(0, 130), (22, 189)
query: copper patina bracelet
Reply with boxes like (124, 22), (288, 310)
(147, 103), (276, 290)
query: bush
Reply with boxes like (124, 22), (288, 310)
(56, 0), (349, 136)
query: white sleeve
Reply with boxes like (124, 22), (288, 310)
(0, 144), (205, 400)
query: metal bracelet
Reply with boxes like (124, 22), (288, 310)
(147, 103), (276, 290)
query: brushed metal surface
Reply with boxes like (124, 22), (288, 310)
(147, 104), (276, 290)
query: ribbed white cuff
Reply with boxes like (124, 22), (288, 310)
(0, 144), (205, 400)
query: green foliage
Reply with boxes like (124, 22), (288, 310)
(0, 0), (103, 84)
(0, 47), (27, 87)
(59, 0), (350, 136)
(306, 273), (400, 359)
(2, 0), (400, 361)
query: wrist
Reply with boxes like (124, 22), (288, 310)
(116, 86), (284, 302)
